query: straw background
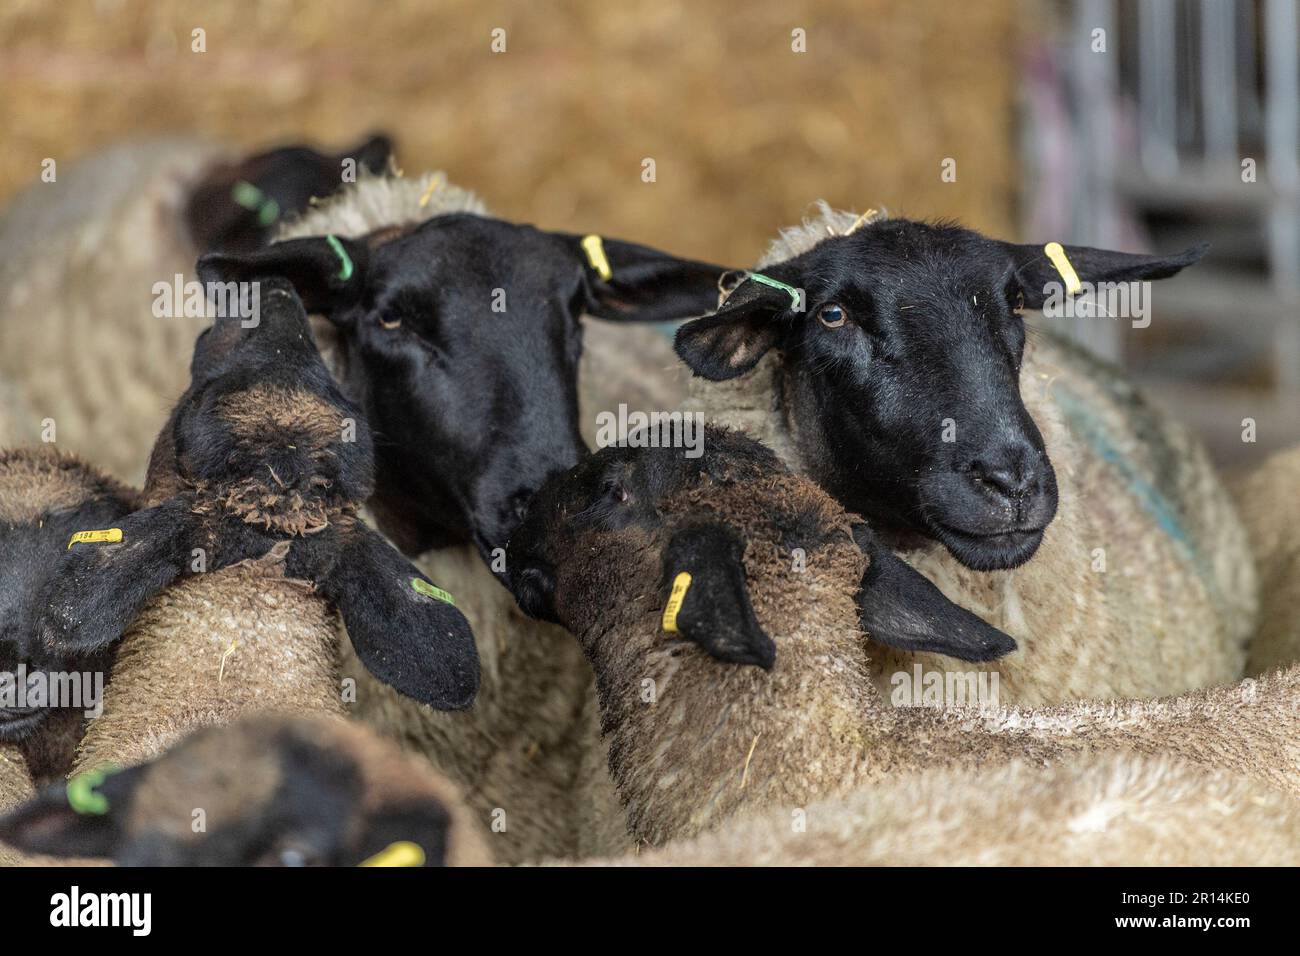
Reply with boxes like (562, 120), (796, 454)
(0, 0), (1025, 265)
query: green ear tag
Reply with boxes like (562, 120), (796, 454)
(326, 234), (355, 282)
(411, 578), (455, 606)
(66, 764), (120, 816)
(747, 272), (803, 310)
(230, 180), (264, 210)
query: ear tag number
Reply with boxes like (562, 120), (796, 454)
(411, 577), (456, 606)
(662, 572), (693, 633)
(1044, 242), (1083, 295)
(67, 528), (122, 550)
(359, 840), (426, 867)
(581, 234), (613, 281)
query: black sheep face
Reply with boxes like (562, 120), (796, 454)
(0, 452), (134, 742)
(37, 282), (481, 712)
(674, 219), (1206, 571)
(197, 214), (730, 568)
(0, 717), (460, 867)
(185, 134), (394, 254)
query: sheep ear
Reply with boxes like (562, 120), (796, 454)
(38, 500), (192, 655)
(1008, 241), (1207, 309)
(851, 524), (1017, 662)
(559, 234), (733, 324)
(673, 278), (790, 381)
(661, 523), (775, 670)
(319, 522), (480, 710)
(196, 235), (369, 321)
(339, 133), (393, 175)
(0, 765), (145, 860)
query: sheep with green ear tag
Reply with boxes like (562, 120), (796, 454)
(673, 202), (1253, 706)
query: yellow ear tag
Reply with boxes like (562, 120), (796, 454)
(411, 577), (456, 606)
(67, 528), (122, 550)
(417, 173), (445, 209)
(1044, 241), (1083, 295)
(661, 572), (692, 633)
(580, 234), (613, 282)
(359, 841), (426, 868)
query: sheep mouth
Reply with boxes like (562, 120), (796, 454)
(0, 707), (49, 742)
(926, 519), (1047, 572)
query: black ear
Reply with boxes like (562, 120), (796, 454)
(661, 523), (775, 669)
(342, 133), (394, 175)
(318, 522), (480, 710)
(851, 524), (1017, 662)
(559, 233), (733, 324)
(0, 764), (145, 860)
(38, 499), (192, 656)
(197, 235), (369, 321)
(673, 276), (793, 381)
(1007, 241), (1207, 309)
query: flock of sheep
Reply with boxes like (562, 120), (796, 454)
(0, 133), (1297, 867)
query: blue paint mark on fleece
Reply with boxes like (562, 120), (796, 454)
(1053, 387), (1194, 555)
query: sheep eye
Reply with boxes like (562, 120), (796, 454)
(1014, 290), (1025, 314)
(817, 303), (847, 329)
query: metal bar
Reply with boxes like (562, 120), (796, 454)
(1264, 0), (1300, 390)
(1139, 0), (1180, 177)
(1200, 0), (1238, 163)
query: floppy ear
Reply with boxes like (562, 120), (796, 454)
(0, 764), (145, 860)
(851, 524), (1017, 662)
(317, 522), (480, 710)
(673, 277), (792, 380)
(559, 233), (733, 324)
(661, 523), (775, 669)
(38, 499), (192, 656)
(197, 235), (369, 321)
(1007, 241), (1208, 309)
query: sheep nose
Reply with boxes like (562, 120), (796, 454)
(966, 443), (1039, 500)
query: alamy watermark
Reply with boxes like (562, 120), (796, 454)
(1041, 280), (1153, 329)
(0, 665), (104, 719)
(594, 404), (705, 458)
(152, 275), (261, 328)
(890, 664), (1000, 708)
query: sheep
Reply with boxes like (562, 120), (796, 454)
(578, 754), (1300, 866)
(1233, 445), (1300, 675)
(197, 171), (729, 862)
(668, 204), (1255, 705)
(0, 447), (139, 797)
(0, 134), (392, 484)
(506, 429), (1300, 847)
(0, 714), (489, 866)
(31, 281), (478, 778)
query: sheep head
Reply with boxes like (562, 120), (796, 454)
(35, 281), (480, 711)
(185, 133), (394, 254)
(196, 214), (729, 567)
(0, 449), (136, 742)
(674, 215), (1205, 572)
(0, 714), (481, 866)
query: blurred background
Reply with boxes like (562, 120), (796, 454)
(1, 0), (1296, 466)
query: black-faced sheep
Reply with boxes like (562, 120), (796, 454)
(668, 205), (1254, 704)
(0, 134), (392, 483)
(0, 448), (138, 807)
(196, 171), (728, 862)
(0, 714), (488, 866)
(507, 430), (1298, 847)
(32, 281), (478, 775)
